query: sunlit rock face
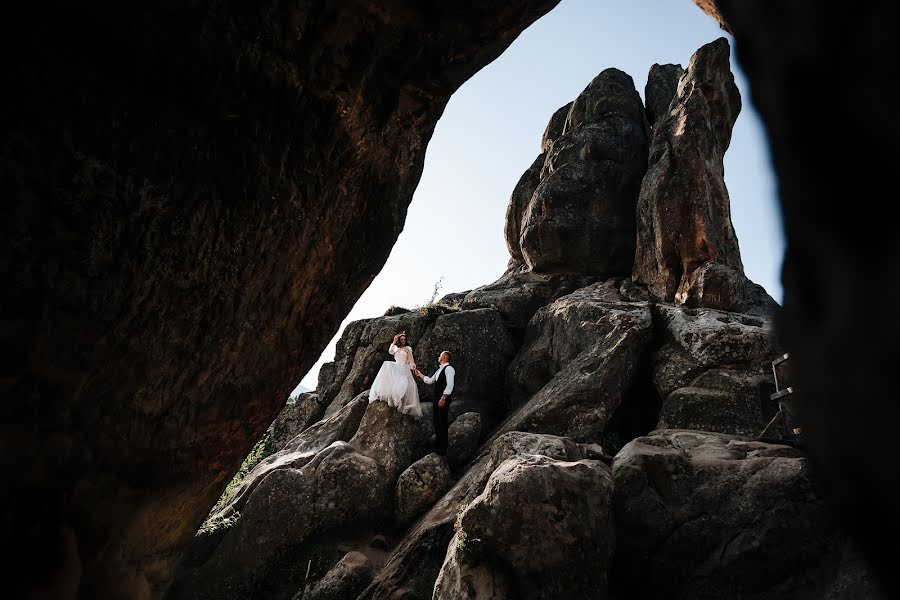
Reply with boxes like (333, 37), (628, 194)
(0, 1), (562, 597)
(633, 38), (748, 312)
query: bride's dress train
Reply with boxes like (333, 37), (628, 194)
(369, 343), (422, 417)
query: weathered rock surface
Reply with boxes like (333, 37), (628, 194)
(520, 69), (650, 275)
(461, 267), (600, 329)
(446, 412), (482, 468)
(210, 393), (369, 521)
(541, 102), (574, 153)
(500, 280), (652, 441)
(395, 453), (452, 524)
(649, 305), (779, 436)
(634, 37), (748, 312)
(434, 454), (615, 600)
(612, 430), (868, 598)
(504, 100), (571, 272)
(1, 3), (568, 593)
(653, 304), (777, 367)
(658, 366), (773, 437)
(302, 551), (374, 600)
(268, 393), (326, 452)
(644, 63), (684, 127)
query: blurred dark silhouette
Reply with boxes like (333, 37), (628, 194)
(0, 488), (81, 599)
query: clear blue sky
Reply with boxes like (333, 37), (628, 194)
(296, 0), (784, 392)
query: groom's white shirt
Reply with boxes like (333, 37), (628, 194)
(424, 364), (455, 395)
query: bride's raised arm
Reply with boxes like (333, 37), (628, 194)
(389, 333), (399, 355)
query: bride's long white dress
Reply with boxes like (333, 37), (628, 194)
(369, 343), (422, 417)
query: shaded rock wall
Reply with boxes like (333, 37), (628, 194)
(701, 2), (900, 593)
(0, 1), (562, 597)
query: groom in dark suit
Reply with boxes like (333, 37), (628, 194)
(415, 351), (456, 455)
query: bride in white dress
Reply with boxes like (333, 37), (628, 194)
(368, 331), (422, 417)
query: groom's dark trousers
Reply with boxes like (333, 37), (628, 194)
(432, 395), (452, 455)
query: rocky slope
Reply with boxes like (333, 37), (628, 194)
(170, 38), (878, 599)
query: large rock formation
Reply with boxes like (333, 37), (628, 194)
(519, 69), (650, 274)
(0, 2), (565, 597)
(633, 38), (748, 312)
(7, 0), (891, 594)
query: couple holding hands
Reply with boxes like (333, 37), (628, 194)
(368, 331), (456, 454)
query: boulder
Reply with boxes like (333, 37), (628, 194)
(520, 162), (638, 275)
(434, 454), (615, 600)
(350, 399), (430, 482)
(633, 37), (748, 311)
(644, 63), (684, 127)
(303, 551), (374, 600)
(612, 430), (866, 598)
(649, 304), (781, 437)
(395, 453), (452, 524)
(520, 69), (649, 275)
(446, 412), (482, 468)
(268, 393), (326, 451)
